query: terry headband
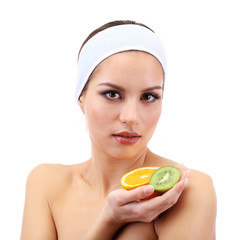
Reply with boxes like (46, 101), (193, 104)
(75, 24), (166, 100)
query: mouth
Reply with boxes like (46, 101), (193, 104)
(112, 131), (141, 145)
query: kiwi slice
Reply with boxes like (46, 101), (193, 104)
(149, 166), (181, 193)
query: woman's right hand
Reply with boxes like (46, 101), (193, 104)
(103, 168), (190, 225)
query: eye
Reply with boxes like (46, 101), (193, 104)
(102, 90), (121, 100)
(141, 93), (160, 102)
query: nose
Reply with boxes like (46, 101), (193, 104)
(119, 99), (139, 127)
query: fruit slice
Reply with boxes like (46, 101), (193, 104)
(121, 167), (159, 190)
(149, 166), (181, 193)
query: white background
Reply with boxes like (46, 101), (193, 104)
(0, 0), (240, 239)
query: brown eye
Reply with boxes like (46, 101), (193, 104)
(141, 93), (160, 102)
(102, 90), (121, 100)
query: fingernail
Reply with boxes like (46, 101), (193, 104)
(179, 164), (184, 171)
(186, 169), (191, 177)
(183, 177), (189, 187)
(143, 185), (154, 195)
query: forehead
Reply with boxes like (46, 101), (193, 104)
(90, 51), (164, 85)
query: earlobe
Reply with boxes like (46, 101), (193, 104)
(78, 97), (85, 114)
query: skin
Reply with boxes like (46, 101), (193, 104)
(21, 51), (217, 240)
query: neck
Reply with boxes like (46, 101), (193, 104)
(83, 144), (150, 197)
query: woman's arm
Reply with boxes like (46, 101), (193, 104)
(154, 171), (217, 240)
(20, 164), (57, 240)
(83, 186), (156, 239)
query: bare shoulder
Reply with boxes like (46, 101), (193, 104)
(155, 168), (217, 239)
(183, 169), (217, 214)
(28, 163), (69, 179)
(25, 163), (82, 203)
(189, 169), (216, 190)
(183, 169), (217, 219)
(21, 164), (78, 239)
(27, 163), (72, 188)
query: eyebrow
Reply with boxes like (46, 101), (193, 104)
(98, 83), (125, 91)
(98, 82), (162, 92)
(143, 86), (163, 92)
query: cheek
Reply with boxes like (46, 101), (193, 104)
(144, 106), (162, 131)
(85, 101), (114, 130)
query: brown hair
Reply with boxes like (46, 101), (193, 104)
(77, 20), (157, 97)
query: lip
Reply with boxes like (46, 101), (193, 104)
(112, 131), (141, 145)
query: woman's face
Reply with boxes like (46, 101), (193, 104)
(79, 51), (164, 159)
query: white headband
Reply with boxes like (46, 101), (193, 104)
(76, 24), (166, 100)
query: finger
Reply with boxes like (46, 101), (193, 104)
(175, 163), (184, 172)
(114, 185), (155, 206)
(180, 168), (191, 181)
(141, 173), (190, 213)
(174, 164), (190, 181)
(158, 175), (189, 207)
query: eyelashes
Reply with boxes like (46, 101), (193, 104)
(100, 90), (161, 102)
(101, 90), (122, 100)
(141, 92), (160, 102)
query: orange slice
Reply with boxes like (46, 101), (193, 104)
(121, 167), (159, 190)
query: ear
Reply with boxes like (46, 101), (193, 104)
(78, 96), (85, 114)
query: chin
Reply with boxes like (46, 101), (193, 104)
(108, 146), (147, 160)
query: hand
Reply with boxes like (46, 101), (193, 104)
(104, 167), (190, 225)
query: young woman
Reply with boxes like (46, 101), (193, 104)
(21, 20), (217, 240)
